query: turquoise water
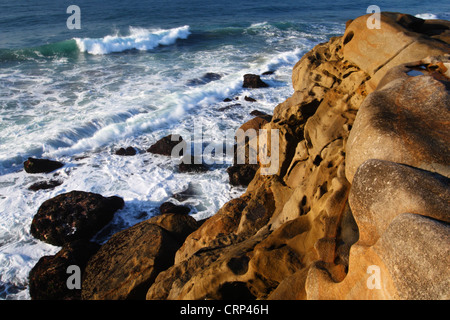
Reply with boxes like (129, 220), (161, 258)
(0, 0), (448, 299)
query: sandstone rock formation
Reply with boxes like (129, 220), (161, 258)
(143, 12), (449, 300)
(30, 12), (449, 301)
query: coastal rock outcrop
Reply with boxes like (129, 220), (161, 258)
(242, 74), (269, 88)
(144, 12), (450, 300)
(28, 12), (449, 301)
(147, 134), (185, 156)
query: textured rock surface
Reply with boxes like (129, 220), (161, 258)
(147, 134), (185, 156)
(346, 68), (450, 183)
(30, 191), (124, 246)
(82, 214), (199, 300)
(30, 12), (447, 301)
(28, 240), (100, 300)
(144, 13), (449, 300)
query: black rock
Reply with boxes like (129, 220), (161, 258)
(147, 134), (185, 157)
(242, 74), (269, 88)
(159, 202), (191, 215)
(115, 147), (137, 156)
(30, 191), (124, 246)
(28, 180), (63, 191)
(179, 155), (208, 173)
(24, 158), (64, 174)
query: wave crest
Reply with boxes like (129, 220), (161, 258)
(75, 25), (191, 55)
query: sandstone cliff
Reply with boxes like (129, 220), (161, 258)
(143, 12), (450, 300)
(29, 12), (450, 300)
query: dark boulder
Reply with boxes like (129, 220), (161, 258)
(227, 163), (259, 186)
(30, 191), (124, 246)
(28, 240), (100, 300)
(81, 214), (199, 300)
(24, 157), (64, 174)
(28, 180), (63, 191)
(178, 155), (208, 173)
(159, 202), (191, 215)
(187, 72), (222, 86)
(242, 74), (269, 88)
(147, 134), (185, 157)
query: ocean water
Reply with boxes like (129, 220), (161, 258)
(1, 0), (449, 300)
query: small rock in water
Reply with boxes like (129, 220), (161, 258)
(115, 146), (137, 156)
(28, 180), (63, 191)
(24, 157), (64, 174)
(242, 74), (269, 88)
(147, 134), (185, 156)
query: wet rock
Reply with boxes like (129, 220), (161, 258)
(24, 157), (64, 174)
(115, 147), (137, 156)
(159, 202), (191, 215)
(28, 180), (63, 191)
(82, 214), (199, 300)
(187, 72), (222, 86)
(242, 74), (269, 88)
(147, 134), (185, 157)
(178, 155), (208, 173)
(30, 191), (124, 246)
(28, 240), (100, 300)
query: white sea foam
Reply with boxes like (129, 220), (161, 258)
(415, 13), (439, 20)
(75, 25), (191, 55)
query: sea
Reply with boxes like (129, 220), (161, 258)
(0, 0), (448, 300)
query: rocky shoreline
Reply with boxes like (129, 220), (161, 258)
(28, 12), (449, 300)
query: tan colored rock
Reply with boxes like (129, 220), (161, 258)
(342, 12), (450, 91)
(346, 67), (450, 183)
(306, 213), (450, 300)
(82, 214), (198, 300)
(349, 159), (450, 246)
(146, 13), (450, 301)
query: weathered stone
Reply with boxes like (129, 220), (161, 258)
(159, 202), (191, 215)
(30, 191), (124, 246)
(242, 74), (269, 88)
(29, 240), (100, 300)
(342, 12), (450, 91)
(349, 159), (450, 246)
(82, 213), (198, 300)
(147, 134), (185, 157)
(346, 67), (450, 183)
(306, 213), (450, 300)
